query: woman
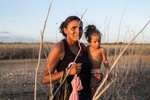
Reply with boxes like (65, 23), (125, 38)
(42, 16), (92, 100)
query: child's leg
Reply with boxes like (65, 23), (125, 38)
(90, 78), (97, 99)
(90, 73), (103, 99)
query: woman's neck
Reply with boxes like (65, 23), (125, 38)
(65, 38), (78, 47)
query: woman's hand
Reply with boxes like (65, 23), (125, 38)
(66, 63), (82, 75)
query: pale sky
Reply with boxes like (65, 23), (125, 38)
(0, 0), (150, 43)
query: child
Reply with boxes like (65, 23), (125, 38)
(84, 25), (111, 98)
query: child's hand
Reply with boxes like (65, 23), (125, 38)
(92, 73), (103, 83)
(107, 74), (111, 81)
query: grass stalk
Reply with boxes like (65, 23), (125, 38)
(94, 77), (117, 100)
(34, 3), (51, 100)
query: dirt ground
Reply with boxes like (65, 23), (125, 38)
(0, 55), (150, 100)
(0, 59), (49, 100)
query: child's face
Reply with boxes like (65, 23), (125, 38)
(90, 35), (101, 49)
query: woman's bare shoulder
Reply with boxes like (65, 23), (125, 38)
(50, 41), (64, 54)
(48, 40), (65, 61)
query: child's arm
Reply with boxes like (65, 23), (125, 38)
(101, 48), (111, 81)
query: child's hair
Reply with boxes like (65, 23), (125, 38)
(84, 25), (102, 42)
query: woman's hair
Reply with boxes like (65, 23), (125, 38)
(84, 25), (101, 42)
(59, 16), (82, 37)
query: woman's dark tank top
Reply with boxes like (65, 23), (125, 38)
(56, 39), (92, 93)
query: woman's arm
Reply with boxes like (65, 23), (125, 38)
(42, 41), (65, 84)
(42, 41), (82, 84)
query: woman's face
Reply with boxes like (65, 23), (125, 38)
(64, 20), (83, 41)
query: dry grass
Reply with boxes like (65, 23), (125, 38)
(99, 55), (150, 100)
(0, 43), (150, 100)
(0, 43), (54, 59)
(0, 43), (150, 59)
(102, 44), (150, 56)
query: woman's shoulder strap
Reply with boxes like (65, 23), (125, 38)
(80, 43), (87, 53)
(62, 39), (68, 51)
